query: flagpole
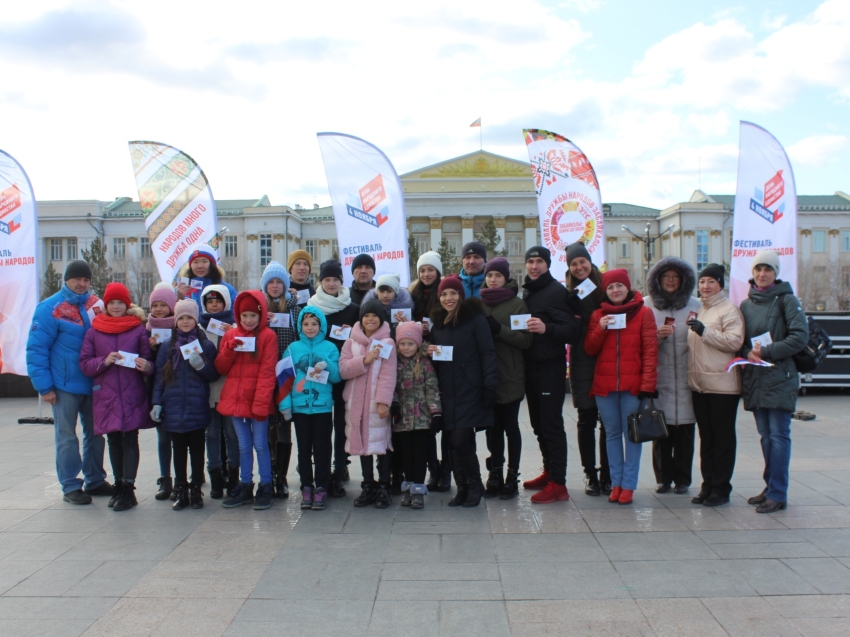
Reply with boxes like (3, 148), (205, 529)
(480, 124), (482, 151)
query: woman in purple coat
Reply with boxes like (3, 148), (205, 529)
(80, 283), (155, 511)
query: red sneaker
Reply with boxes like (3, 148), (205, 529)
(530, 481), (570, 504)
(608, 486), (622, 503)
(522, 470), (550, 490)
(618, 489), (634, 505)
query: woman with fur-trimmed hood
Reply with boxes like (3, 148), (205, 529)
(174, 243), (238, 316)
(645, 256), (701, 494)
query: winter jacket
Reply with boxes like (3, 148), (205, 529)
(199, 308), (234, 406)
(585, 291), (658, 397)
(291, 279), (316, 305)
(349, 281), (376, 307)
(566, 266), (605, 410)
(392, 354), (441, 433)
(152, 330), (219, 433)
(480, 280), (533, 404)
(79, 321), (155, 435)
(687, 291), (744, 396)
(362, 287), (415, 339)
(309, 290), (360, 402)
(214, 290), (279, 420)
(279, 306), (341, 416)
(26, 286), (103, 395)
(739, 280), (808, 413)
(645, 257), (701, 425)
(429, 298), (499, 432)
(460, 269), (485, 299)
(409, 278), (440, 322)
(176, 263), (238, 316)
(339, 322), (397, 456)
(522, 271), (580, 364)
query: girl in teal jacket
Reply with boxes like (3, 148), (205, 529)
(279, 306), (341, 511)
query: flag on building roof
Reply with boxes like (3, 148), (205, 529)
(469, 117), (481, 127)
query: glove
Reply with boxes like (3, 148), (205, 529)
(638, 391), (659, 400)
(150, 405), (162, 422)
(282, 409), (292, 421)
(188, 351), (205, 370)
(485, 315), (501, 336)
(430, 414), (443, 432)
(688, 319), (705, 336)
(313, 360), (327, 371)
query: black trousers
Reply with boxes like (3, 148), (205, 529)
(652, 424), (695, 487)
(576, 406), (609, 481)
(427, 431), (452, 472)
(395, 429), (430, 484)
(485, 398), (523, 471)
(525, 359), (568, 485)
(293, 412), (333, 490)
(172, 428), (206, 486)
(332, 396), (348, 472)
(692, 392), (740, 497)
(106, 429), (139, 483)
(360, 454), (391, 485)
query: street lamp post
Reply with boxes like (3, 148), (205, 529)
(620, 222), (675, 289)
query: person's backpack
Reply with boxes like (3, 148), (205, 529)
(792, 315), (832, 373)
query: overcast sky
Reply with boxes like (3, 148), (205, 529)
(1, 0), (847, 210)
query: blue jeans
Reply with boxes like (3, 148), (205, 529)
(156, 426), (172, 477)
(595, 392), (642, 490)
(232, 417), (272, 485)
(207, 410), (239, 470)
(753, 408), (792, 502)
(51, 389), (107, 494)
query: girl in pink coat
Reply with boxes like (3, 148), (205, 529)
(339, 299), (398, 509)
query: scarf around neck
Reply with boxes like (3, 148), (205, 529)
(147, 315), (175, 331)
(308, 285), (352, 315)
(92, 314), (141, 334)
(171, 327), (200, 369)
(480, 285), (516, 306)
(200, 308), (235, 330)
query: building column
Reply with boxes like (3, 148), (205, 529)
(429, 218), (442, 252)
(524, 217), (538, 252)
(493, 216), (506, 251)
(461, 217), (474, 246)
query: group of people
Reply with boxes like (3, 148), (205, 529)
(26, 236), (808, 515)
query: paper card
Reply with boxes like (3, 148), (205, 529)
(269, 313), (290, 328)
(688, 311), (699, 322)
(206, 318), (232, 336)
(306, 367), (329, 384)
(422, 318), (432, 329)
(370, 339), (393, 359)
(576, 279), (597, 299)
(151, 328), (171, 344)
(116, 351), (138, 368)
(296, 289), (311, 304)
(86, 300), (105, 322)
(179, 277), (190, 286)
(751, 331), (773, 349)
(431, 345), (454, 361)
(180, 339), (203, 360)
(391, 308), (412, 323)
(330, 325), (351, 340)
(190, 279), (204, 290)
(664, 317), (676, 326)
(609, 314), (627, 330)
(510, 314), (532, 330)
(234, 336), (256, 352)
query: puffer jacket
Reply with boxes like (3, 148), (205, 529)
(362, 287), (414, 339)
(214, 290), (278, 419)
(340, 321), (397, 456)
(199, 283), (235, 406)
(176, 263), (238, 316)
(645, 257), (701, 425)
(585, 291), (658, 397)
(687, 290), (744, 395)
(522, 271), (580, 364)
(280, 306), (341, 415)
(566, 266), (605, 409)
(392, 354), (441, 433)
(739, 280), (808, 413)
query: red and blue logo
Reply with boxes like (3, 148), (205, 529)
(749, 171), (785, 225)
(0, 184), (22, 235)
(346, 174), (389, 228)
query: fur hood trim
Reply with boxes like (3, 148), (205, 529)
(647, 256), (696, 311)
(429, 296), (484, 326)
(362, 286), (414, 310)
(178, 263), (227, 280)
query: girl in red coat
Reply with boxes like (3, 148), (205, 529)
(215, 291), (278, 511)
(584, 270), (658, 505)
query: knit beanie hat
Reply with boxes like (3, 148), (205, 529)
(64, 260), (93, 281)
(261, 260), (290, 294)
(525, 245), (552, 267)
(461, 241), (487, 260)
(376, 273), (401, 293)
(234, 292), (266, 318)
(359, 298), (386, 326)
(351, 253), (376, 273)
(149, 283), (176, 314)
(188, 243), (217, 267)
(395, 321), (423, 348)
(565, 241), (592, 266)
(318, 259), (344, 282)
(698, 263), (725, 289)
(751, 249), (780, 276)
(174, 299), (199, 323)
(417, 251), (443, 276)
(201, 284), (232, 311)
(287, 250), (313, 272)
(601, 268), (631, 291)
(437, 275), (466, 300)
(484, 257), (511, 280)
(103, 282), (132, 307)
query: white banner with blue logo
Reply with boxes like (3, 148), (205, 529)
(317, 133), (409, 287)
(729, 122), (797, 305)
(0, 150), (38, 375)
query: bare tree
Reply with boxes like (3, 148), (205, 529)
(109, 253), (161, 307)
(797, 264), (832, 311)
(221, 253), (258, 292)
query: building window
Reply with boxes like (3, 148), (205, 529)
(331, 239), (338, 260)
(113, 237), (125, 260)
(49, 239), (63, 261)
(413, 234), (430, 255)
(442, 220), (461, 234)
(505, 233), (523, 256)
(259, 234), (272, 267)
(618, 240), (630, 259)
(139, 272), (154, 302)
(812, 230), (827, 253)
(112, 272), (126, 285)
(305, 240), (316, 260)
(66, 238), (77, 261)
(505, 220), (524, 232)
(225, 235), (238, 258)
(696, 230), (709, 270)
(444, 234), (462, 256)
(410, 222), (429, 234)
(140, 237), (152, 259)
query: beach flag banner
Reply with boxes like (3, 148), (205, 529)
(275, 355), (295, 405)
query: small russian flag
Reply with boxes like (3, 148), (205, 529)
(275, 355), (295, 405)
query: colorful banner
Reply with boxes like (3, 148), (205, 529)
(0, 150), (38, 375)
(523, 129), (606, 283)
(317, 133), (409, 287)
(729, 122), (798, 305)
(128, 141), (219, 284)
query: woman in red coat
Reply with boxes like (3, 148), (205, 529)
(584, 270), (658, 505)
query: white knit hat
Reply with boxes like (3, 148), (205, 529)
(376, 273), (400, 293)
(751, 249), (780, 277)
(417, 251), (443, 276)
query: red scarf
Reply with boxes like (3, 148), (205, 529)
(92, 314), (142, 334)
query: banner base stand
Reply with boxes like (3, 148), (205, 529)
(18, 417), (54, 425)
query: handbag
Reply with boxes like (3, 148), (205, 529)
(627, 397), (669, 444)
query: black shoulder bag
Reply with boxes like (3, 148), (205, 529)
(627, 398), (669, 444)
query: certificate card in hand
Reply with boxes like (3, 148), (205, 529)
(234, 337), (256, 352)
(370, 340), (393, 359)
(576, 279), (596, 299)
(608, 314), (627, 330)
(151, 328), (171, 343)
(116, 351), (138, 368)
(510, 314), (531, 330)
(180, 339), (203, 360)
(751, 331), (773, 348)
(431, 345), (454, 361)
(206, 318), (230, 336)
(392, 308), (412, 323)
(269, 313), (290, 328)
(296, 289), (311, 304)
(330, 325), (351, 340)
(306, 367), (329, 384)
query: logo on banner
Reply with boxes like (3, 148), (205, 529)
(346, 174), (389, 228)
(544, 200), (597, 254)
(749, 170), (786, 225)
(0, 184), (22, 236)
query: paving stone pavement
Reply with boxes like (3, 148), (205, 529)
(2, 394), (850, 636)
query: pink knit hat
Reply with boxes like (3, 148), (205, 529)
(149, 282), (176, 314)
(395, 321), (423, 348)
(174, 299), (199, 324)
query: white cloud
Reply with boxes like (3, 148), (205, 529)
(558, 0), (602, 12)
(787, 135), (849, 168)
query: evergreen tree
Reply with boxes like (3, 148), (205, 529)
(408, 235), (420, 282)
(80, 236), (112, 298)
(41, 262), (62, 300)
(475, 218), (509, 258)
(437, 238), (461, 276)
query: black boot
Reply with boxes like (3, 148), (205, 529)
(584, 469), (601, 496)
(113, 481), (138, 511)
(500, 469), (520, 500)
(435, 458), (453, 492)
(328, 470), (346, 498)
(274, 443), (291, 499)
(209, 468), (224, 500)
(354, 481), (377, 507)
(427, 460), (440, 492)
(155, 476), (172, 501)
(463, 455), (483, 508)
(172, 483), (190, 511)
(189, 484), (204, 509)
(448, 453), (468, 507)
(108, 480), (122, 508)
(484, 464), (504, 499)
(226, 464), (240, 497)
(375, 483), (392, 509)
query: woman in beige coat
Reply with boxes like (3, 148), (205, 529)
(686, 264), (745, 507)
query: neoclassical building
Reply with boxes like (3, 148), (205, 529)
(35, 151), (850, 309)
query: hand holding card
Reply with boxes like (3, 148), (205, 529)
(330, 325), (351, 340)
(370, 340), (393, 359)
(269, 313), (290, 328)
(116, 351), (138, 368)
(576, 279), (596, 299)
(234, 337), (256, 352)
(608, 314), (627, 330)
(431, 345), (454, 361)
(510, 314), (532, 330)
(180, 339), (203, 360)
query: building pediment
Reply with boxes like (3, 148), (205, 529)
(401, 151), (531, 180)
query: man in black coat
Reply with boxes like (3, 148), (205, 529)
(349, 253), (377, 306)
(521, 246), (579, 504)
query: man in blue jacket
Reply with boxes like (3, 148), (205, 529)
(26, 260), (112, 504)
(459, 241), (487, 298)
